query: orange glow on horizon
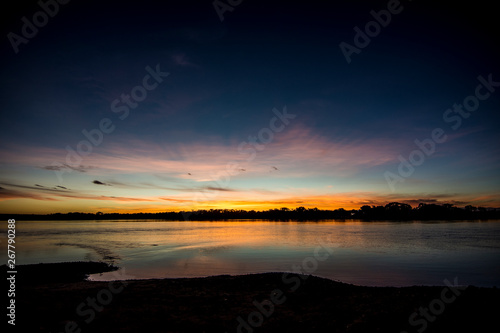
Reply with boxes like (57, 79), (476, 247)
(2, 192), (498, 215)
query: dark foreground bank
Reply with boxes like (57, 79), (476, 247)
(5, 262), (499, 333)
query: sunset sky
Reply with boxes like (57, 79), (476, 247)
(1, 0), (499, 214)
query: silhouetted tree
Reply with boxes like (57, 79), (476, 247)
(2, 203), (499, 221)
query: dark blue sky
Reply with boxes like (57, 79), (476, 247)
(1, 0), (499, 213)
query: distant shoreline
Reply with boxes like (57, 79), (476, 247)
(2, 202), (500, 221)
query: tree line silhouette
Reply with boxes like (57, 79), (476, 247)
(3, 202), (500, 221)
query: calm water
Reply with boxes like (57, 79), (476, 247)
(3, 220), (500, 287)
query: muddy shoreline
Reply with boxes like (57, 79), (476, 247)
(5, 262), (499, 332)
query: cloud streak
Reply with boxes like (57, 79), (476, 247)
(1, 124), (407, 180)
(93, 180), (111, 186)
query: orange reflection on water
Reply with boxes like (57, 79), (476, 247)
(6, 220), (500, 286)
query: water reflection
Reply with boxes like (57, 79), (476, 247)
(2, 220), (499, 286)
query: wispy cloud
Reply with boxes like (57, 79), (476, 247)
(0, 187), (60, 201)
(41, 163), (94, 173)
(171, 53), (198, 67)
(0, 182), (70, 193)
(1, 121), (498, 212)
(93, 180), (111, 186)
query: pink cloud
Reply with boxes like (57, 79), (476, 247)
(0, 124), (410, 183)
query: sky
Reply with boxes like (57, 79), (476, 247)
(0, 0), (499, 214)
